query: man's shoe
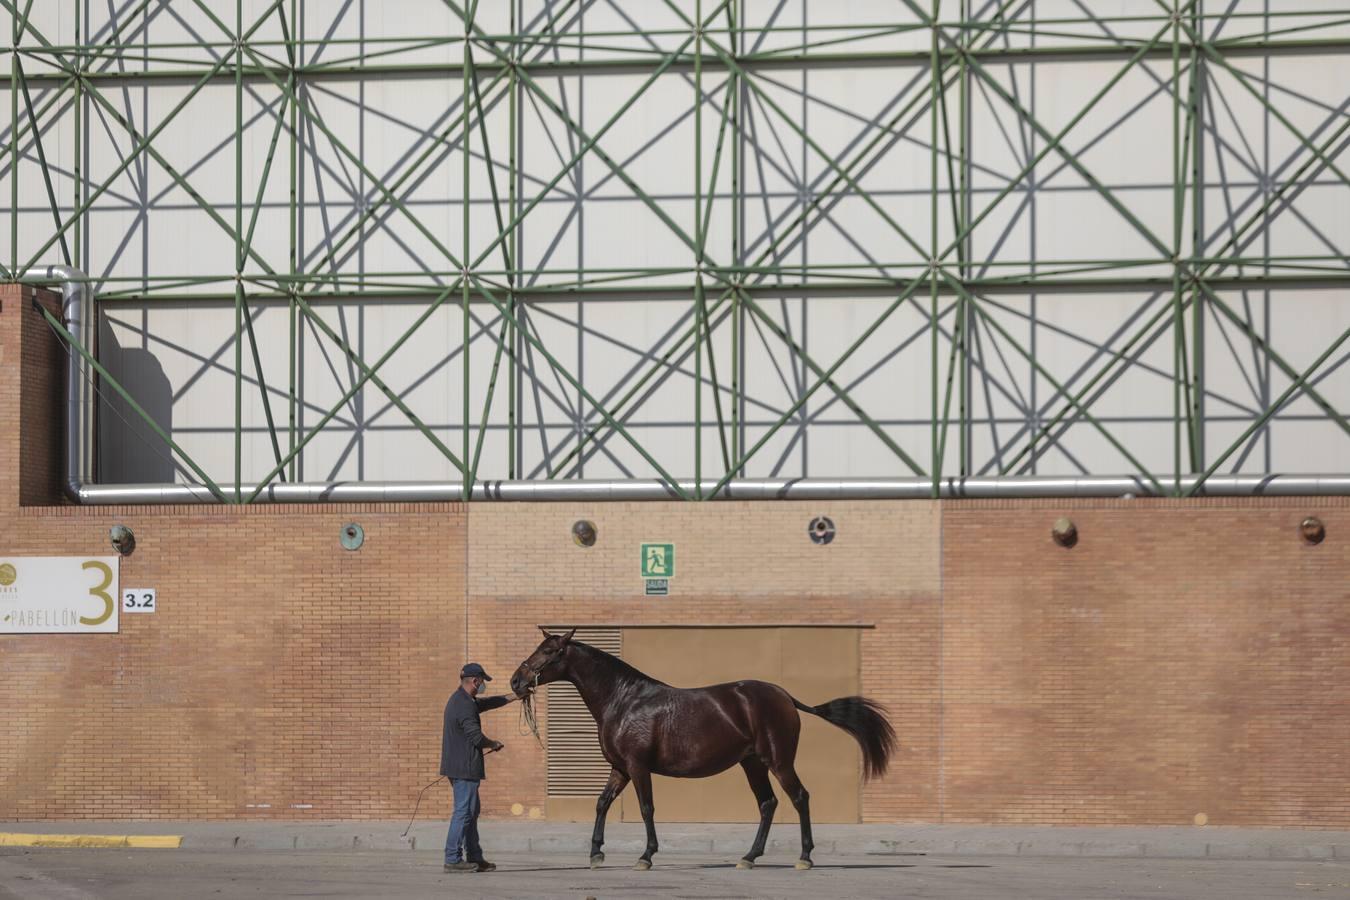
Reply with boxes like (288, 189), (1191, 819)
(474, 861), (497, 873)
(443, 861), (478, 873)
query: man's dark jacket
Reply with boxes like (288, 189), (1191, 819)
(440, 687), (510, 781)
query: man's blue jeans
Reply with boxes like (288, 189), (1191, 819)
(444, 778), (483, 864)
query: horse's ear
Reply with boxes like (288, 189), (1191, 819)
(538, 625), (552, 638)
(562, 628), (577, 643)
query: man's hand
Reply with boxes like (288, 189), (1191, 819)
(486, 740), (505, 753)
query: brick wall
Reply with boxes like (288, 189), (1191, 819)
(0, 504), (468, 820)
(1, 285), (63, 508)
(941, 499), (1350, 827)
(465, 502), (942, 823)
(2, 283), (1347, 826)
(16, 287), (64, 506)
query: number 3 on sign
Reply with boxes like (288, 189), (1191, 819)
(122, 588), (156, 613)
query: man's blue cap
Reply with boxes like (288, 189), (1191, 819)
(460, 662), (492, 681)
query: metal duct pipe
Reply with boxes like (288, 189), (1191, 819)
(18, 268), (1350, 504)
(65, 475), (1350, 504)
(20, 266), (94, 502)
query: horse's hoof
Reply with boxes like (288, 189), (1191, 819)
(795, 859), (814, 870)
(736, 859), (755, 870)
(633, 859), (652, 871)
(589, 854), (604, 869)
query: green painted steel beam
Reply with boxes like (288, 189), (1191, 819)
(244, 281), (470, 502)
(32, 300), (228, 501)
(78, 270), (1350, 304)
(1186, 321), (1350, 497)
(6, 1), (1347, 498)
(469, 277), (694, 499)
(944, 272), (1167, 494)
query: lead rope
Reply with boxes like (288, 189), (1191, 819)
(517, 672), (543, 747)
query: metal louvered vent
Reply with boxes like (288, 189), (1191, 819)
(546, 628), (621, 798)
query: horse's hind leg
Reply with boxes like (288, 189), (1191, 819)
(589, 768), (629, 868)
(771, 763), (814, 869)
(630, 768), (659, 870)
(736, 757), (778, 869)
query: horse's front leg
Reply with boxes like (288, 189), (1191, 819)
(630, 768), (658, 870)
(589, 767), (629, 868)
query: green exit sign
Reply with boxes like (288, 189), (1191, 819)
(640, 543), (675, 579)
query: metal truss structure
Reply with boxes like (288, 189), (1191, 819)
(3, 2), (1348, 501)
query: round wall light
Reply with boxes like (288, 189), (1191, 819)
(1300, 516), (1326, 545)
(572, 520), (598, 547)
(109, 524), (136, 556)
(1051, 517), (1078, 549)
(808, 516), (836, 545)
(340, 523), (365, 551)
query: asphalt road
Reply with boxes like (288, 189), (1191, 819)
(3, 848), (1348, 899)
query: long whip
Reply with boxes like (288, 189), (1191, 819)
(401, 776), (445, 839)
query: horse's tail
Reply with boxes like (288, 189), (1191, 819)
(792, 696), (896, 780)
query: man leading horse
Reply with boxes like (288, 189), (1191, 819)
(510, 627), (895, 871)
(441, 661), (518, 873)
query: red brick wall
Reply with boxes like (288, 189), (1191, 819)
(464, 502), (941, 824)
(0, 504), (468, 820)
(941, 499), (1350, 827)
(1, 285), (63, 508)
(16, 288), (65, 506)
(2, 283), (1347, 826)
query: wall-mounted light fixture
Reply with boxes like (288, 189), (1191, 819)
(808, 516), (836, 545)
(340, 523), (365, 550)
(109, 524), (136, 556)
(1051, 517), (1078, 549)
(572, 520), (598, 547)
(1300, 516), (1326, 545)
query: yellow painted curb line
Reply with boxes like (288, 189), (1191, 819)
(0, 833), (181, 849)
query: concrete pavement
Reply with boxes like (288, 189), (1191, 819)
(3, 820), (1348, 861)
(3, 847), (1349, 900)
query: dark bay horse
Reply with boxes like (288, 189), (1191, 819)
(509, 627), (896, 871)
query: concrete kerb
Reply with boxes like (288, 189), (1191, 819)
(2, 822), (1348, 861)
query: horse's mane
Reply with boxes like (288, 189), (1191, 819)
(567, 639), (666, 688)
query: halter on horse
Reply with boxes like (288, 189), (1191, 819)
(510, 627), (896, 871)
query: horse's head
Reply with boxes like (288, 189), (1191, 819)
(509, 626), (577, 698)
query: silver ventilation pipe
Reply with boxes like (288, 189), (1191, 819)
(20, 266), (95, 502)
(19, 268), (1350, 504)
(64, 476), (1350, 504)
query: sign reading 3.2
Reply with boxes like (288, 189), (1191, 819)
(122, 588), (157, 613)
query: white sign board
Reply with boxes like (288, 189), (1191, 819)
(122, 588), (156, 614)
(0, 556), (120, 633)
